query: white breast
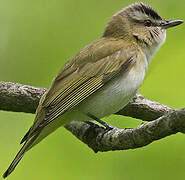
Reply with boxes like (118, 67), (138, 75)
(78, 57), (148, 118)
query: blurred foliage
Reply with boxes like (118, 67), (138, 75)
(0, 0), (185, 180)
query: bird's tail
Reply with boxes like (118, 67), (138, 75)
(3, 133), (40, 179)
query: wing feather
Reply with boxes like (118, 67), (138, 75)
(28, 42), (139, 136)
(43, 76), (104, 126)
(39, 55), (136, 129)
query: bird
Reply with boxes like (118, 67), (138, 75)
(3, 2), (183, 178)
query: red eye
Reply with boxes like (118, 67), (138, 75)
(144, 20), (152, 27)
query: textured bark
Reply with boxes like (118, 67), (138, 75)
(0, 81), (185, 152)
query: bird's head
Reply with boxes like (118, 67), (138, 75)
(103, 2), (183, 58)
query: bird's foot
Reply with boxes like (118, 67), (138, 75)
(86, 113), (119, 153)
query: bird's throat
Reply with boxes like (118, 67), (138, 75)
(144, 32), (166, 64)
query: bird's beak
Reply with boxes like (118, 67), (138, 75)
(161, 19), (184, 29)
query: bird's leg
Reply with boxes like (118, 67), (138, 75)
(86, 113), (117, 131)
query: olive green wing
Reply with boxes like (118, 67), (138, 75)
(26, 43), (139, 137)
(41, 38), (129, 107)
(39, 53), (137, 129)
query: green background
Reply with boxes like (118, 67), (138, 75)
(0, 0), (185, 179)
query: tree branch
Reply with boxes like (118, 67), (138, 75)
(0, 81), (184, 152)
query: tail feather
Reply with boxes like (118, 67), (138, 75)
(20, 128), (31, 144)
(3, 133), (39, 179)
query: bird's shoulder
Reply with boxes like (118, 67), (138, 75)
(55, 37), (133, 80)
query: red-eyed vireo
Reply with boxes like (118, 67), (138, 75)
(3, 2), (183, 178)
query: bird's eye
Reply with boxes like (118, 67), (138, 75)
(144, 19), (152, 27)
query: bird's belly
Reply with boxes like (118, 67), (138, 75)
(77, 67), (146, 118)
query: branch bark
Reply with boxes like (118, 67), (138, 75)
(0, 81), (184, 152)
